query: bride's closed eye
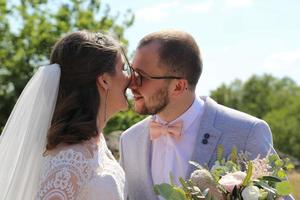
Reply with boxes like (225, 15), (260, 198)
(122, 63), (131, 77)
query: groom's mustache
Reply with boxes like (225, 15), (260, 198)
(131, 89), (142, 97)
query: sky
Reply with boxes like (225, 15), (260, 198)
(102, 0), (300, 96)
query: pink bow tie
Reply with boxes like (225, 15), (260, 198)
(149, 120), (183, 140)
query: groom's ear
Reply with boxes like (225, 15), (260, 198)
(96, 73), (110, 90)
(170, 79), (188, 96)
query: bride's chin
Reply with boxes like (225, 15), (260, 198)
(120, 103), (128, 111)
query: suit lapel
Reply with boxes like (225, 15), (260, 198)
(186, 96), (222, 177)
(136, 118), (157, 199)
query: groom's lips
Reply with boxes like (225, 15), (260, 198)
(133, 95), (143, 101)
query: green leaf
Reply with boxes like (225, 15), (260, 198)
(285, 162), (295, 171)
(153, 183), (187, 200)
(275, 159), (284, 167)
(224, 160), (239, 172)
(268, 154), (279, 164)
(242, 161), (253, 186)
(154, 186), (160, 195)
(276, 181), (292, 196)
(259, 190), (268, 199)
(260, 176), (282, 182)
(229, 146), (238, 164)
(189, 161), (204, 170)
(210, 164), (228, 181)
(254, 181), (276, 194)
(276, 169), (286, 179)
(231, 186), (239, 198)
(170, 172), (175, 186)
(179, 177), (189, 190)
(217, 145), (224, 163)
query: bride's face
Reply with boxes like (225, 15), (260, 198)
(106, 53), (131, 116)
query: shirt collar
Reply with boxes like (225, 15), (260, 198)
(153, 96), (204, 132)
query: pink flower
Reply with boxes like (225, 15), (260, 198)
(251, 157), (271, 179)
(218, 171), (246, 193)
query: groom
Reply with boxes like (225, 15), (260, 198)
(120, 30), (277, 199)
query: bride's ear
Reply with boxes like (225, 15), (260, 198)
(96, 73), (110, 91)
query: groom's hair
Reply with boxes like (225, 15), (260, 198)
(138, 29), (202, 90)
(46, 30), (120, 151)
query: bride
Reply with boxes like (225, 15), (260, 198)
(0, 30), (132, 199)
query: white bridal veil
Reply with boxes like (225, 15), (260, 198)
(0, 64), (60, 199)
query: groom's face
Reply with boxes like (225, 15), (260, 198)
(130, 42), (171, 115)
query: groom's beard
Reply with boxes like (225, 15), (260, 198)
(137, 86), (169, 115)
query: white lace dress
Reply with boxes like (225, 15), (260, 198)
(36, 134), (125, 200)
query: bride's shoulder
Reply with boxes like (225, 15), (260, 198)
(42, 142), (96, 174)
(46, 140), (97, 160)
(37, 142), (97, 199)
(40, 143), (95, 185)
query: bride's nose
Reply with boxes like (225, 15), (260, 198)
(128, 74), (139, 90)
(125, 75), (133, 89)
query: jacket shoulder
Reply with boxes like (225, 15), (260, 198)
(205, 96), (267, 131)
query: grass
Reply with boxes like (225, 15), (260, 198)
(288, 171), (300, 199)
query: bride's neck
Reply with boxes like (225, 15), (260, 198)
(96, 112), (106, 134)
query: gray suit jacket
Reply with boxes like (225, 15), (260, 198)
(119, 96), (291, 200)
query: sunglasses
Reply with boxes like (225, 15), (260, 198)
(120, 47), (183, 87)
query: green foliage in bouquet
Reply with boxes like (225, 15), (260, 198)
(154, 173), (212, 200)
(154, 145), (294, 200)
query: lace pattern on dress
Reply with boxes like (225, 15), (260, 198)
(36, 149), (93, 200)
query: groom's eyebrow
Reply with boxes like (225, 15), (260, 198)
(135, 68), (150, 76)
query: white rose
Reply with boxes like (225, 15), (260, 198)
(241, 186), (260, 200)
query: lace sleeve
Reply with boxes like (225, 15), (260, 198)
(36, 149), (93, 200)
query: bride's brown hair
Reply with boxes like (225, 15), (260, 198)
(46, 30), (120, 151)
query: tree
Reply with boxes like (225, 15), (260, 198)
(211, 75), (300, 118)
(104, 100), (147, 134)
(211, 74), (300, 159)
(0, 0), (134, 131)
(239, 75), (299, 118)
(210, 79), (243, 110)
(264, 96), (300, 159)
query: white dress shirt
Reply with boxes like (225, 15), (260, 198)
(151, 96), (205, 188)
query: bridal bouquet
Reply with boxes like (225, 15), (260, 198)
(154, 146), (294, 200)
